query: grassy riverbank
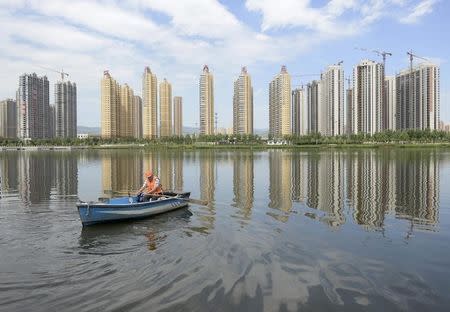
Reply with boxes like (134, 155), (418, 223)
(2, 130), (450, 150)
(2, 142), (450, 151)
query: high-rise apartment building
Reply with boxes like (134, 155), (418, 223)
(17, 73), (51, 139)
(199, 65), (214, 135)
(320, 65), (344, 136)
(292, 88), (307, 136)
(160, 78), (172, 137)
(173, 96), (183, 136)
(0, 99), (17, 138)
(384, 76), (396, 131)
(346, 88), (353, 134)
(307, 80), (321, 134)
(269, 65), (291, 138)
(101, 70), (120, 138)
(396, 63), (440, 130)
(48, 105), (55, 138)
(142, 67), (158, 138)
(233, 66), (253, 135)
(134, 95), (143, 138)
(120, 84), (135, 137)
(351, 60), (384, 135)
(54, 80), (77, 138)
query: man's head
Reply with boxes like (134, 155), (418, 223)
(144, 170), (154, 180)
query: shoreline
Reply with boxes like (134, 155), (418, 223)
(2, 142), (450, 151)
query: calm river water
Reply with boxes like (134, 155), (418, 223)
(0, 148), (450, 311)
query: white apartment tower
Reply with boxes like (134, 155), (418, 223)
(351, 60), (384, 135)
(54, 80), (77, 138)
(307, 80), (321, 134)
(199, 65), (214, 135)
(292, 87), (307, 136)
(346, 88), (353, 134)
(396, 63), (440, 130)
(233, 66), (253, 135)
(269, 65), (291, 138)
(384, 76), (396, 131)
(320, 65), (344, 136)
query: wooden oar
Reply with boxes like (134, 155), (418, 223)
(152, 193), (209, 206)
(98, 191), (209, 206)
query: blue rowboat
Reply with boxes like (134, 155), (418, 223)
(77, 191), (191, 226)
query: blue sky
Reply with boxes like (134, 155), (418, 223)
(0, 0), (448, 129)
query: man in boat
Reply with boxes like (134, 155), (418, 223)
(137, 170), (163, 202)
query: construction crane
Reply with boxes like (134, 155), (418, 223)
(407, 50), (428, 72)
(36, 65), (69, 81)
(355, 47), (392, 68)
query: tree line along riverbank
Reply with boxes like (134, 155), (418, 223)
(1, 130), (450, 149)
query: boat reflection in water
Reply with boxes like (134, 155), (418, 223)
(79, 208), (193, 251)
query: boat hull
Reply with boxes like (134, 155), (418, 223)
(77, 192), (190, 226)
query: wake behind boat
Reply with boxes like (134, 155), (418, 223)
(77, 191), (191, 226)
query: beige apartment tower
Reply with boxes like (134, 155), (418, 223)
(199, 65), (214, 135)
(233, 67), (253, 135)
(134, 95), (143, 138)
(173, 96), (183, 136)
(101, 70), (120, 138)
(120, 84), (135, 137)
(269, 66), (291, 138)
(142, 67), (158, 138)
(159, 78), (172, 137)
(0, 99), (17, 138)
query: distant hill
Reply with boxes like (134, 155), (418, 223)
(77, 126), (101, 135)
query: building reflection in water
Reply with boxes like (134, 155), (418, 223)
(196, 150), (216, 232)
(0, 151), (78, 205)
(394, 150), (439, 228)
(102, 150), (143, 196)
(159, 152), (174, 191)
(268, 150), (292, 222)
(345, 149), (439, 230)
(173, 150), (184, 192)
(232, 151), (254, 220)
(0, 149), (440, 234)
(294, 151), (344, 227)
(0, 152), (19, 197)
(102, 150), (185, 196)
(267, 149), (438, 231)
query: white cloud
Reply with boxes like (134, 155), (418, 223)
(126, 0), (243, 38)
(245, 0), (438, 37)
(399, 0), (437, 24)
